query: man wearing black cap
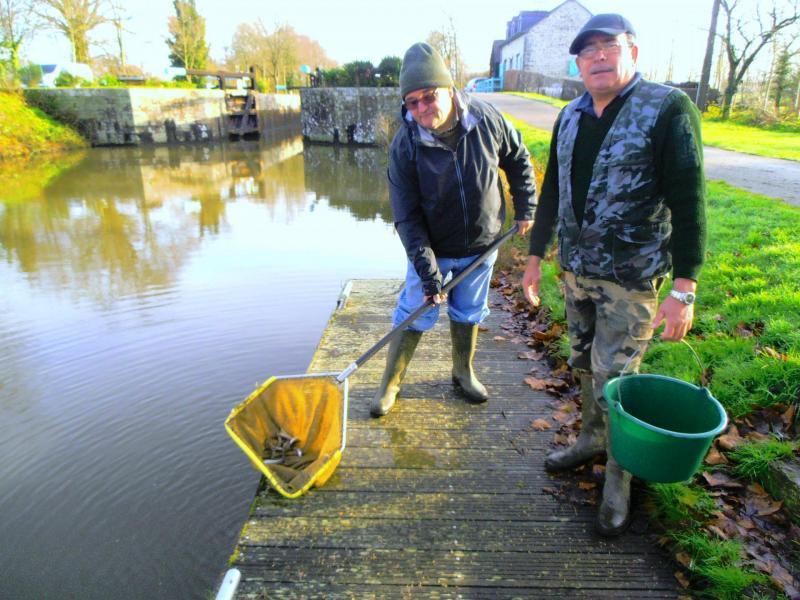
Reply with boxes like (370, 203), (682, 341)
(521, 14), (706, 535)
(371, 42), (537, 417)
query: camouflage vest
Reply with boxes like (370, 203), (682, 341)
(556, 80), (675, 282)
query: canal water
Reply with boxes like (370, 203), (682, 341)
(0, 138), (406, 599)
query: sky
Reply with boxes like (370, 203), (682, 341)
(23, 0), (759, 84)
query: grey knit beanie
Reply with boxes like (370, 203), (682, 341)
(399, 43), (454, 98)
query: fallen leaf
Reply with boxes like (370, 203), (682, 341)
(478, 325), (489, 332)
(782, 404), (796, 428)
(745, 431), (771, 442)
(707, 524), (729, 539)
(746, 496), (783, 517)
(493, 336), (507, 342)
(675, 552), (693, 568)
(552, 433), (570, 445)
(759, 346), (789, 361)
(531, 418), (552, 431)
(717, 424), (743, 450)
(704, 446), (729, 465)
(674, 571), (691, 588)
(769, 563), (799, 598)
(524, 376), (569, 392)
(552, 410), (577, 426)
(702, 471), (743, 488)
(747, 482), (768, 496)
(524, 376), (548, 391)
(578, 481), (597, 490)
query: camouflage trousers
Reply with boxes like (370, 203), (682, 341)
(562, 272), (662, 410)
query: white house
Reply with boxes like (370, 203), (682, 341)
(492, 0), (592, 81)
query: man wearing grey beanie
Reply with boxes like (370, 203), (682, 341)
(371, 42), (537, 418)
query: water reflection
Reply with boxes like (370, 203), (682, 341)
(303, 145), (393, 223)
(0, 136), (402, 600)
(0, 138), (399, 305)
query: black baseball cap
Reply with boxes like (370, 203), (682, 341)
(569, 13), (636, 55)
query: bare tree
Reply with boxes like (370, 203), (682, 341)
(166, 0), (208, 76)
(36, 0), (107, 63)
(718, 0), (800, 119)
(107, 1), (130, 67)
(426, 17), (464, 86)
(697, 0), (722, 111)
(0, 0), (37, 78)
(227, 22), (332, 90)
(263, 23), (297, 89)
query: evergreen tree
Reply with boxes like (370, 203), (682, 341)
(166, 0), (208, 75)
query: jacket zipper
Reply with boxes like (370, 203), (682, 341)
(452, 152), (469, 253)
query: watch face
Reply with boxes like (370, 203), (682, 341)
(685, 292), (696, 304)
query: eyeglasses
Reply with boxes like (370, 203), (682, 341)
(577, 40), (631, 59)
(404, 89), (439, 111)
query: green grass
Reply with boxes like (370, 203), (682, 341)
(505, 89), (798, 161)
(701, 119), (800, 161)
(648, 482), (717, 525)
(730, 439), (797, 482)
(504, 114), (551, 166)
(506, 91), (569, 109)
(0, 91), (87, 160)
(640, 181), (800, 417)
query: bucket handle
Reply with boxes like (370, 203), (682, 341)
(616, 339), (706, 409)
(619, 338), (704, 380)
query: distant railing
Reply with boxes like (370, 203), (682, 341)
(475, 78), (502, 92)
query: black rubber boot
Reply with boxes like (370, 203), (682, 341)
(450, 321), (488, 403)
(370, 329), (422, 417)
(596, 444), (633, 536)
(545, 371), (607, 471)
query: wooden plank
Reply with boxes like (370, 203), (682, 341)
(234, 547), (676, 590)
(254, 490), (594, 522)
(239, 516), (658, 553)
(228, 279), (677, 598)
(235, 582), (677, 599)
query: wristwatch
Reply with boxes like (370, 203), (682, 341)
(669, 289), (696, 305)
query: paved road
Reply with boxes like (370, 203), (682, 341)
(482, 92), (800, 206)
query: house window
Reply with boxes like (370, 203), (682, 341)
(516, 53), (521, 69)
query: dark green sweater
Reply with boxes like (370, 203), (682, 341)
(529, 86), (706, 281)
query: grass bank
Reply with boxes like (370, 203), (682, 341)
(501, 117), (800, 599)
(700, 120), (800, 162)
(505, 90), (799, 162)
(0, 91), (87, 160)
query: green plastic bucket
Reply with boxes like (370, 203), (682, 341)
(603, 343), (728, 483)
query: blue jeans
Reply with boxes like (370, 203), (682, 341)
(392, 251), (498, 331)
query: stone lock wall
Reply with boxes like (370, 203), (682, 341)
(300, 88), (401, 146)
(26, 88), (227, 145)
(254, 93), (302, 133)
(24, 88), (302, 146)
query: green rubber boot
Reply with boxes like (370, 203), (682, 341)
(596, 442), (633, 536)
(450, 320), (488, 403)
(370, 329), (422, 417)
(545, 371), (607, 471)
